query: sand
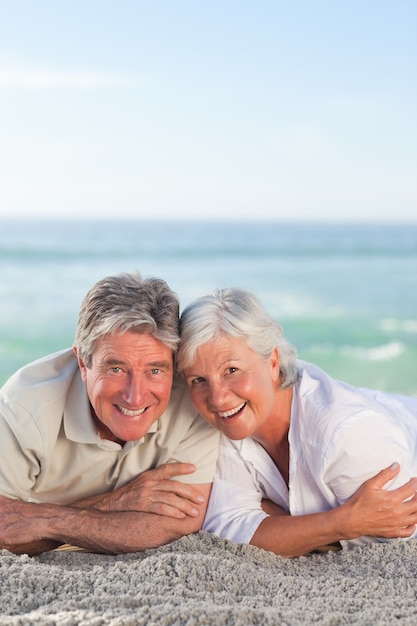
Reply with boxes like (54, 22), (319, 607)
(1, 532), (416, 625)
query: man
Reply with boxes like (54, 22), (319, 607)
(0, 271), (219, 555)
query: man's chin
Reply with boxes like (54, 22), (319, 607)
(113, 415), (159, 443)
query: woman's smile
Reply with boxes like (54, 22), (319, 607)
(216, 402), (247, 420)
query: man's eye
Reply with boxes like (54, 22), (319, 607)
(110, 367), (122, 374)
(226, 367), (238, 375)
(150, 368), (162, 375)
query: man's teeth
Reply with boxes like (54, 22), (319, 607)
(218, 403), (246, 419)
(116, 405), (146, 417)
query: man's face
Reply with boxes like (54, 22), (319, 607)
(76, 331), (174, 444)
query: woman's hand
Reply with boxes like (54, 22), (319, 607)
(340, 463), (417, 540)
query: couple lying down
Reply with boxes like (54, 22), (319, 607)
(0, 272), (416, 557)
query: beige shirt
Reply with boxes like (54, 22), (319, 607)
(0, 349), (219, 504)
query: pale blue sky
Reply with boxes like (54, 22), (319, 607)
(0, 0), (416, 222)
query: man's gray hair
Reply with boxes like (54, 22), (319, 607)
(75, 271), (180, 367)
(178, 287), (298, 389)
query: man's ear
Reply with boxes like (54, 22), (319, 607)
(73, 345), (87, 381)
(270, 347), (280, 382)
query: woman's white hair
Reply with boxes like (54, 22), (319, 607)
(178, 287), (298, 389)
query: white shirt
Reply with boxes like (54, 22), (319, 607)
(203, 360), (417, 548)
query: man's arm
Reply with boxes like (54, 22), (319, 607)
(0, 488), (211, 556)
(251, 465), (417, 557)
(0, 463), (212, 555)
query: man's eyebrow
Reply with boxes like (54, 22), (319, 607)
(103, 358), (126, 367)
(149, 360), (172, 369)
(100, 358), (173, 369)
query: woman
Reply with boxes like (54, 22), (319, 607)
(177, 287), (417, 557)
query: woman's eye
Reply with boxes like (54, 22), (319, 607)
(191, 377), (204, 385)
(226, 367), (238, 375)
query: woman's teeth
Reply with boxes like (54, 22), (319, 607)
(218, 403), (246, 419)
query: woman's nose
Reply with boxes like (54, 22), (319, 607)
(208, 380), (229, 406)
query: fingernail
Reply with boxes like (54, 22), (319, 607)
(390, 462), (399, 470)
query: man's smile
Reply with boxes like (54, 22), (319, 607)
(115, 404), (147, 417)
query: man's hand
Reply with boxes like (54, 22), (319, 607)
(0, 495), (59, 554)
(76, 463), (205, 518)
(0, 464), (211, 556)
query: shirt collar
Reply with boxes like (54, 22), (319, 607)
(63, 368), (97, 444)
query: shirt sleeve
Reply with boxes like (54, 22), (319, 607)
(322, 408), (417, 548)
(169, 413), (221, 485)
(0, 405), (43, 500)
(203, 438), (268, 544)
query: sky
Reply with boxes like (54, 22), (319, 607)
(0, 0), (416, 222)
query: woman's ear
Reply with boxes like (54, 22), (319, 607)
(269, 347), (280, 382)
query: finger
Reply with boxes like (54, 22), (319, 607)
(146, 462), (197, 480)
(393, 525), (416, 538)
(148, 494), (201, 518)
(389, 477), (417, 501)
(155, 479), (205, 504)
(155, 504), (187, 519)
(400, 497), (417, 519)
(364, 462), (401, 489)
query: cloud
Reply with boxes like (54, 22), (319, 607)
(0, 67), (137, 89)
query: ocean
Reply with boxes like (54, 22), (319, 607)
(1, 219), (416, 396)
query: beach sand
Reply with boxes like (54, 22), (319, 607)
(1, 531), (416, 625)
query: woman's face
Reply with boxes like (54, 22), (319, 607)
(183, 336), (280, 440)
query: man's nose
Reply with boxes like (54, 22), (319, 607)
(123, 374), (146, 405)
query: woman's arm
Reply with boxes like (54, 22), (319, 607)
(251, 464), (417, 557)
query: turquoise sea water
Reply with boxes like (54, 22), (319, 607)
(1, 219), (416, 395)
